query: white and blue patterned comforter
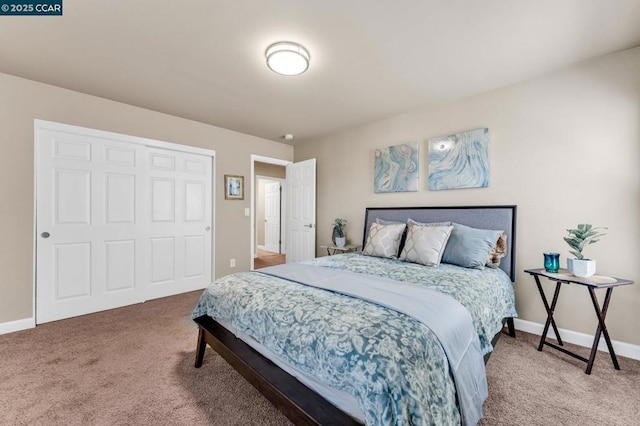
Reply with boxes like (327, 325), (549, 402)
(192, 254), (517, 425)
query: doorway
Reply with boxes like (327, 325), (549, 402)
(255, 176), (286, 269)
(256, 177), (285, 252)
(250, 155), (316, 269)
(251, 156), (290, 270)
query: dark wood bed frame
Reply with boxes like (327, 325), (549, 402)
(194, 205), (517, 425)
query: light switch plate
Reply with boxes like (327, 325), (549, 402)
(244, 208), (250, 216)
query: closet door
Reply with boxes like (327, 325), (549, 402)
(145, 148), (212, 300)
(36, 130), (147, 323)
(36, 125), (212, 324)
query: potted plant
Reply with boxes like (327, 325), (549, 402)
(332, 218), (347, 247)
(563, 224), (607, 277)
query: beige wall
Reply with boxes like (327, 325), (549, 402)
(255, 162), (287, 180)
(255, 162), (286, 247)
(295, 48), (640, 346)
(0, 72), (293, 324)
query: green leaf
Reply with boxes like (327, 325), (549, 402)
(569, 249), (583, 260)
(564, 223), (606, 259)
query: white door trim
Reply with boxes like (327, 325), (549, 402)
(33, 119), (216, 324)
(250, 155), (291, 270)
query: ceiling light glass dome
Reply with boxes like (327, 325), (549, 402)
(265, 42), (310, 76)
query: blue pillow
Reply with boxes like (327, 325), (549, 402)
(442, 223), (504, 269)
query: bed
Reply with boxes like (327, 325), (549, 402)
(193, 205), (517, 425)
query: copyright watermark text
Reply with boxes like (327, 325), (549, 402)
(1, 0), (62, 15)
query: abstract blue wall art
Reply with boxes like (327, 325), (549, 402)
(428, 128), (489, 191)
(374, 142), (419, 193)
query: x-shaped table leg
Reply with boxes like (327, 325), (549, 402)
(586, 287), (619, 374)
(534, 275), (564, 350)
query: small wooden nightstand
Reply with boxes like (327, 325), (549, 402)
(524, 268), (634, 374)
(319, 244), (361, 256)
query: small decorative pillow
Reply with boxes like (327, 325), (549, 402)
(399, 224), (454, 267)
(362, 222), (406, 258)
(442, 223), (504, 269)
(376, 218), (408, 253)
(486, 234), (508, 268)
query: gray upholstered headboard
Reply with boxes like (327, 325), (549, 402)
(363, 205), (517, 281)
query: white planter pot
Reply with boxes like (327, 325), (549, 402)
(567, 258), (596, 277)
(335, 237), (346, 248)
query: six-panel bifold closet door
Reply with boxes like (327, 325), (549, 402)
(35, 121), (214, 323)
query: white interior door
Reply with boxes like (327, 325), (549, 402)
(264, 181), (281, 253)
(35, 123), (213, 324)
(36, 131), (147, 323)
(145, 148), (212, 301)
(286, 159), (316, 263)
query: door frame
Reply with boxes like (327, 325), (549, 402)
(250, 155), (291, 270)
(256, 176), (286, 253)
(33, 119), (216, 324)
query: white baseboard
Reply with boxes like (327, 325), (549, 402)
(0, 317), (35, 335)
(257, 245), (266, 250)
(514, 318), (640, 361)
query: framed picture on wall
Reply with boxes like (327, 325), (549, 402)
(428, 128), (489, 191)
(224, 175), (244, 200)
(374, 142), (419, 193)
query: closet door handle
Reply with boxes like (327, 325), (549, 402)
(41, 232), (50, 239)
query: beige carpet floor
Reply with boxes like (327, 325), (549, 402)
(479, 328), (639, 425)
(1, 290), (638, 425)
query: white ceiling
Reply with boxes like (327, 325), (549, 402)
(1, 0), (639, 144)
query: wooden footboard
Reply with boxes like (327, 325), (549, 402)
(194, 315), (516, 425)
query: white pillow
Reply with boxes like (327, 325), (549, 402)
(399, 224), (454, 267)
(362, 222), (406, 258)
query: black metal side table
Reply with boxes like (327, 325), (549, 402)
(524, 268), (633, 374)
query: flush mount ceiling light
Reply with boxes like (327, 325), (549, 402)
(265, 41), (310, 76)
